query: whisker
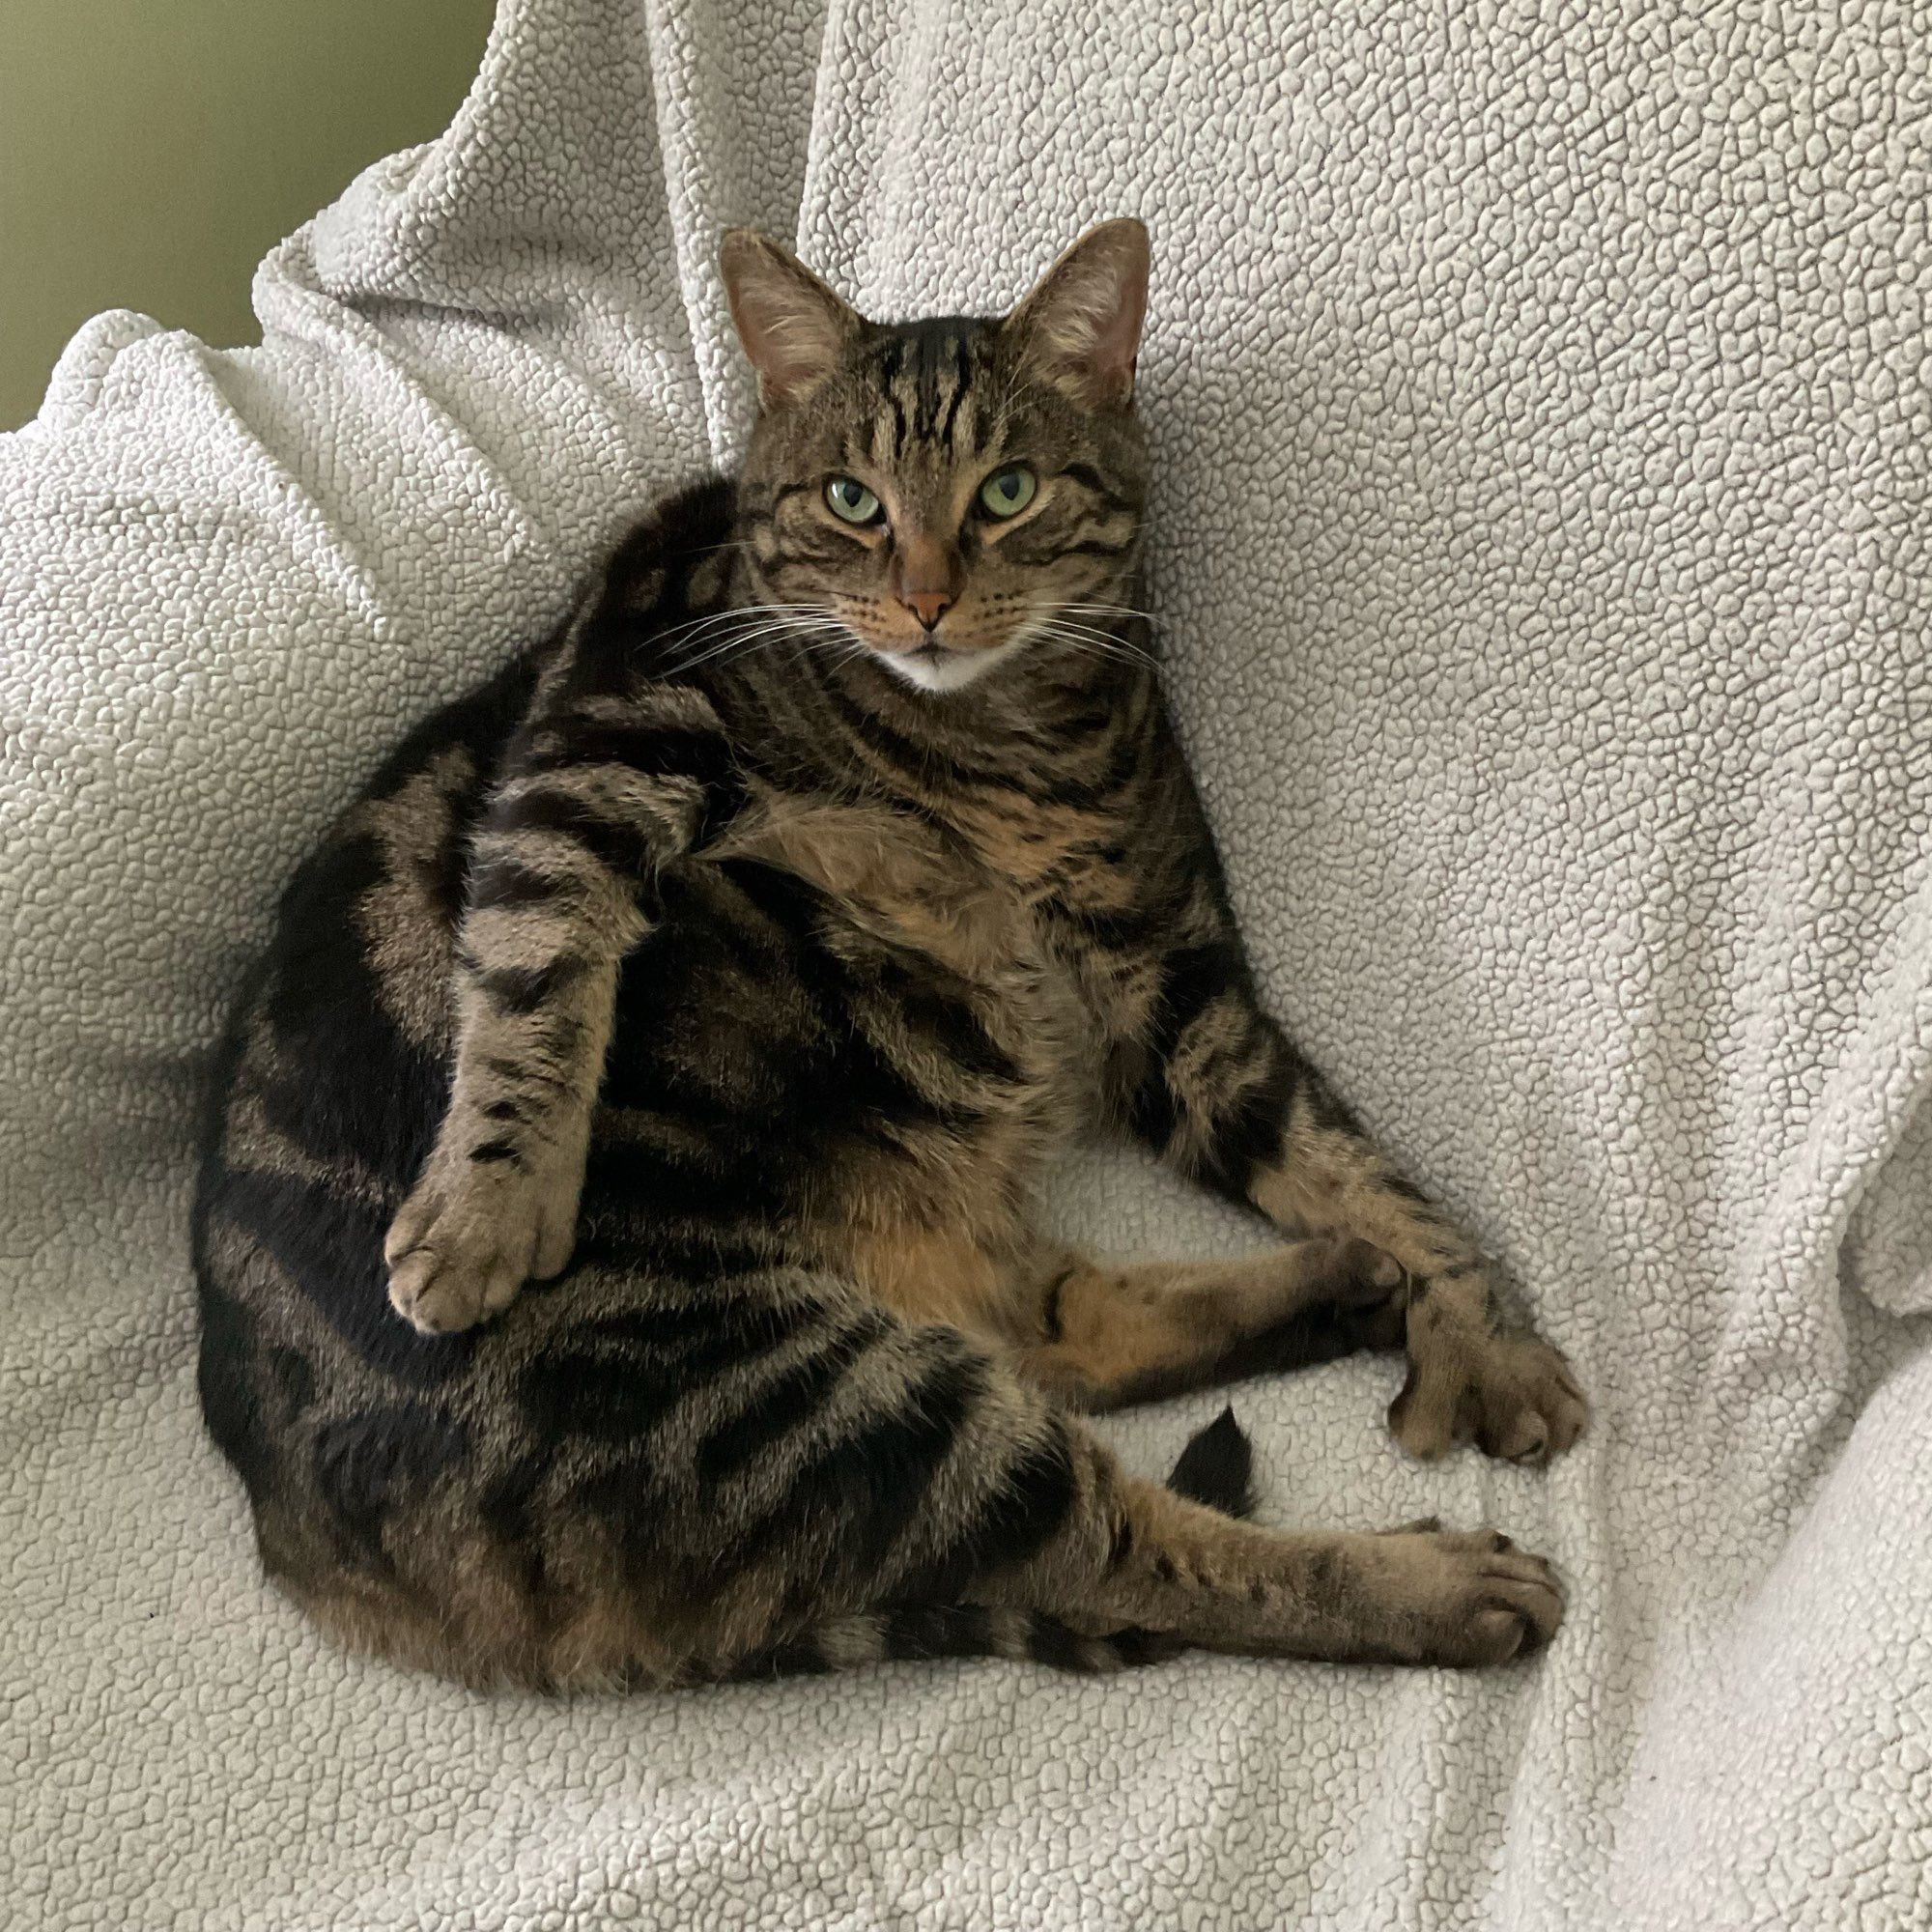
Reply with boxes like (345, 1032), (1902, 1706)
(647, 602), (849, 668)
(668, 611), (850, 673)
(656, 602), (823, 648)
(1026, 622), (1163, 678)
(1029, 620), (1162, 673)
(676, 623), (851, 675)
(663, 536), (753, 559)
(1063, 602), (1166, 631)
(1043, 622), (1159, 661)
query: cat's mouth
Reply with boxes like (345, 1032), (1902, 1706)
(872, 634), (1021, 694)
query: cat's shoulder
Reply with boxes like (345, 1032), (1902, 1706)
(544, 474), (742, 707)
(599, 473), (739, 617)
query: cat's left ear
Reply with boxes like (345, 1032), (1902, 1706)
(720, 229), (864, 408)
(1003, 218), (1150, 411)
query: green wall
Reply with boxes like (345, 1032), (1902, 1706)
(0, 0), (497, 428)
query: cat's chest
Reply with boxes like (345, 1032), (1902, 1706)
(718, 787), (1055, 984)
(709, 782), (1130, 1100)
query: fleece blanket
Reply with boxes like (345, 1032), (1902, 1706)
(5, 2), (1931, 1925)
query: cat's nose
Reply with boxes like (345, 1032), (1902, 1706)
(899, 588), (955, 631)
(891, 531), (961, 630)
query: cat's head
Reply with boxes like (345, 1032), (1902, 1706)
(720, 220), (1151, 693)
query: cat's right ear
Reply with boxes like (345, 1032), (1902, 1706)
(719, 230), (862, 409)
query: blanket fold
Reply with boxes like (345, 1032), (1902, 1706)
(4, 2), (1928, 1926)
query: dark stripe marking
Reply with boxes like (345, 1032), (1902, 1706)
(472, 953), (589, 1016)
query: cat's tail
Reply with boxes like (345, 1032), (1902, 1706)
(1162, 1405), (1257, 1519)
(719, 1408), (1257, 1683)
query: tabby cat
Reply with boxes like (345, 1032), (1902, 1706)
(193, 220), (1586, 1690)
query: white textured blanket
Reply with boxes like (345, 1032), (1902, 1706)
(6, 3), (1931, 1926)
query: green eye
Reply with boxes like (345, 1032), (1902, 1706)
(979, 467), (1037, 519)
(825, 476), (883, 525)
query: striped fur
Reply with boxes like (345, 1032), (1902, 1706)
(721, 1418), (1254, 1684)
(193, 224), (1579, 1691)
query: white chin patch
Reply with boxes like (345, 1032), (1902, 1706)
(875, 639), (1020, 693)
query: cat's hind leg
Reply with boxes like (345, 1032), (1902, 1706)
(299, 1263), (1556, 1685)
(1015, 1478), (1565, 1668)
(668, 1286), (1561, 1676)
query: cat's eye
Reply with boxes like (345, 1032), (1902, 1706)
(825, 476), (883, 525)
(978, 467), (1037, 519)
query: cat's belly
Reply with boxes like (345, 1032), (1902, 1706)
(587, 841), (1095, 1337)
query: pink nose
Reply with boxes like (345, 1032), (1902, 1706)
(891, 529), (961, 630)
(898, 588), (954, 631)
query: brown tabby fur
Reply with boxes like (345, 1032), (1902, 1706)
(192, 221), (1584, 1691)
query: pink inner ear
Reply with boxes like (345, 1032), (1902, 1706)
(1086, 266), (1148, 401)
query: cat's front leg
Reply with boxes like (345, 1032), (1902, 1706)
(384, 949), (621, 1334)
(385, 678), (740, 1334)
(1242, 1093), (1589, 1463)
(1127, 962), (1587, 1463)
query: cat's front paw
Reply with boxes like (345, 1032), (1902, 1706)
(384, 1152), (581, 1335)
(1388, 1331), (1588, 1465)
